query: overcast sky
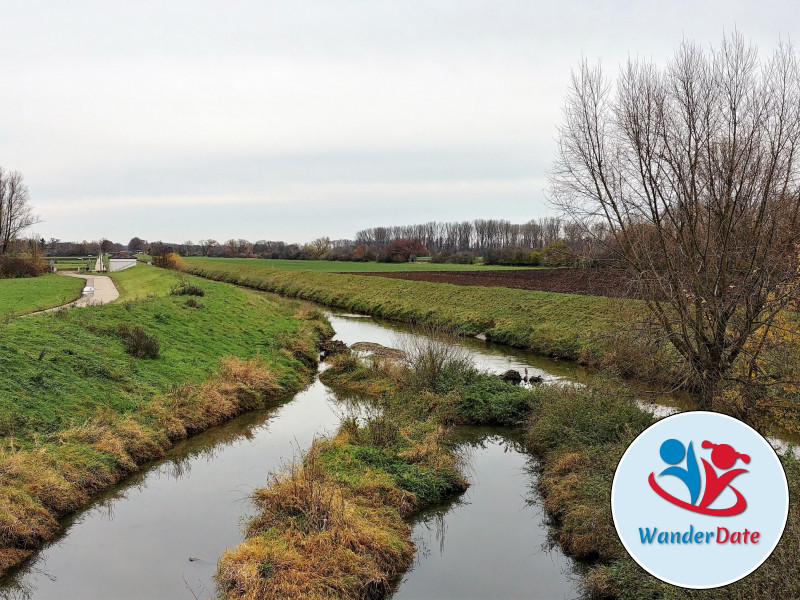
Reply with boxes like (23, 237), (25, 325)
(2, 1), (797, 244)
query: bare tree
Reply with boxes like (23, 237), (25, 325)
(0, 168), (39, 254)
(551, 33), (800, 409)
(199, 239), (218, 257)
(306, 236), (331, 259)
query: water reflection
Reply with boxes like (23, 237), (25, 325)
(0, 309), (608, 600)
(327, 312), (586, 384)
(0, 381), (343, 600)
(391, 429), (578, 600)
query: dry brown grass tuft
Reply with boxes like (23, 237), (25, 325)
(0, 548), (33, 572)
(217, 441), (415, 600)
(537, 446), (624, 562)
(320, 351), (405, 398)
(248, 445), (347, 535)
(0, 486), (59, 548)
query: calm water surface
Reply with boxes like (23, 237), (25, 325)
(2, 309), (671, 599)
(391, 429), (577, 600)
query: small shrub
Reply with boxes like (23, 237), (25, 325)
(400, 324), (476, 394)
(184, 297), (202, 308)
(152, 251), (186, 271)
(540, 241), (574, 267)
(0, 255), (48, 278)
(118, 323), (160, 359)
(170, 281), (205, 297)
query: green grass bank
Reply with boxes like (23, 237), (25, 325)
(0, 266), (332, 574)
(0, 275), (84, 318)
(526, 383), (800, 600)
(186, 257), (632, 364)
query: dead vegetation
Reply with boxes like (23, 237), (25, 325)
(0, 356), (311, 575)
(217, 410), (467, 599)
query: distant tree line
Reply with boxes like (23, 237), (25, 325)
(351, 218), (592, 266)
(355, 218), (567, 254)
(112, 216), (604, 267)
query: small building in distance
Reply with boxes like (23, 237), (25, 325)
(108, 252), (138, 272)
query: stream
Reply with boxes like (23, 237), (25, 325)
(0, 309), (745, 599)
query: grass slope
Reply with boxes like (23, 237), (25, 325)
(0, 267), (331, 574)
(108, 263), (187, 301)
(186, 257), (631, 362)
(0, 275), (85, 318)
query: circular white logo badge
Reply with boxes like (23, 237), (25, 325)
(611, 411), (789, 588)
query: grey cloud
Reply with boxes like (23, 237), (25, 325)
(3, 1), (798, 243)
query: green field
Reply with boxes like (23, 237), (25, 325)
(0, 275), (85, 317)
(0, 266), (329, 573)
(186, 257), (632, 362)
(192, 257), (525, 272)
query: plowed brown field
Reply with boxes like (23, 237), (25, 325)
(354, 268), (639, 299)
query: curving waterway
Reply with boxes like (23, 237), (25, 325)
(0, 309), (722, 600)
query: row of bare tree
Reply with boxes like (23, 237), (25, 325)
(354, 217), (571, 254)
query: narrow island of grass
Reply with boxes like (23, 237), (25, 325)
(217, 415), (467, 599)
(0, 266), (332, 574)
(216, 341), (539, 599)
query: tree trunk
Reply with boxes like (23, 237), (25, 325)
(697, 370), (721, 411)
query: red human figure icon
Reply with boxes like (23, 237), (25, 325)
(698, 441), (750, 510)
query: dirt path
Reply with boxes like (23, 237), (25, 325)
(61, 272), (119, 306)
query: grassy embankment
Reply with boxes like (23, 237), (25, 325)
(184, 259), (800, 431)
(0, 275), (85, 318)
(216, 344), (539, 599)
(186, 257), (642, 365)
(0, 265), (332, 574)
(526, 383), (800, 600)
(308, 352), (800, 600)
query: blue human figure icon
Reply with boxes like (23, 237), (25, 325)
(658, 439), (701, 505)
